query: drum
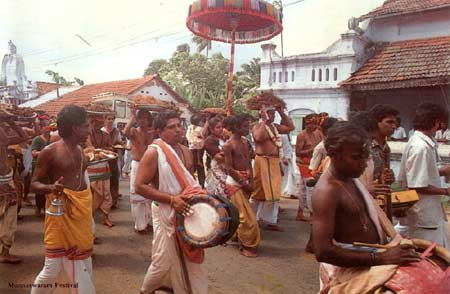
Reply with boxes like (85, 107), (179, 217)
(176, 194), (239, 248)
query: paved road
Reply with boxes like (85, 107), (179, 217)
(0, 179), (319, 294)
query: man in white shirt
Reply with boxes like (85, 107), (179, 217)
(390, 117), (407, 141)
(435, 121), (450, 143)
(398, 103), (450, 248)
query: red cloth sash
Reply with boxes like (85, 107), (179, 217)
(152, 140), (205, 264)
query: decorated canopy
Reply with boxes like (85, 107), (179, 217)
(187, 0), (283, 44)
(187, 0), (283, 115)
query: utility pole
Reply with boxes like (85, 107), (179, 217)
(280, 0), (284, 57)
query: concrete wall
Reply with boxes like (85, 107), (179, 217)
(131, 85), (192, 121)
(363, 8), (450, 42)
(354, 87), (450, 132)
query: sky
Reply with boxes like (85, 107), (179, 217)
(0, 0), (385, 84)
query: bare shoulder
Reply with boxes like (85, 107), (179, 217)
(222, 140), (232, 151)
(313, 176), (343, 207)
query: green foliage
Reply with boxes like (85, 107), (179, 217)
(143, 45), (261, 115)
(143, 59), (167, 76)
(74, 77), (84, 86)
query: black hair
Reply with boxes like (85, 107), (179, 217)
(369, 104), (399, 123)
(153, 111), (180, 131)
(325, 121), (369, 158)
(349, 111), (378, 133)
(222, 116), (232, 130)
(321, 117), (338, 135)
(57, 105), (87, 139)
(413, 102), (449, 131)
(228, 114), (248, 132)
(190, 113), (205, 126)
(208, 116), (222, 131)
(396, 116), (401, 124)
(305, 113), (318, 121)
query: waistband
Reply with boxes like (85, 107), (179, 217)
(255, 154), (280, 159)
(45, 247), (93, 260)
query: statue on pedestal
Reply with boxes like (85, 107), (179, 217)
(1, 40), (27, 91)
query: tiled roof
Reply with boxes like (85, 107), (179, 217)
(36, 82), (61, 96)
(340, 36), (450, 91)
(37, 75), (191, 115)
(360, 0), (450, 20)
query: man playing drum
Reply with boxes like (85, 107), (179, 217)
(125, 108), (155, 233)
(223, 114), (260, 258)
(136, 111), (207, 294)
(250, 104), (294, 231)
(311, 122), (445, 293)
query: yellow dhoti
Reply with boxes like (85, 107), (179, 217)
(251, 155), (281, 202)
(44, 188), (94, 258)
(226, 182), (260, 249)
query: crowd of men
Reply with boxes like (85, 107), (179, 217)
(0, 100), (449, 293)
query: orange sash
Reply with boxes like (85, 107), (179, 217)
(152, 140), (205, 264)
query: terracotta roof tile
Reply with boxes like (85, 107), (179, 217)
(360, 0), (450, 20)
(35, 82), (61, 96)
(340, 36), (450, 91)
(36, 75), (191, 116)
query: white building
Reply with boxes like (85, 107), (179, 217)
(259, 0), (450, 132)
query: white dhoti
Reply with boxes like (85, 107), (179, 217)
(130, 160), (152, 231)
(250, 200), (279, 225)
(409, 223), (449, 249)
(140, 139), (207, 294)
(140, 203), (207, 294)
(31, 257), (94, 294)
(281, 156), (299, 197)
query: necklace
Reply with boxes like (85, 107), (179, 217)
(63, 141), (83, 190)
(327, 170), (369, 232)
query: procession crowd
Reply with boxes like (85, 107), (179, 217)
(0, 100), (450, 293)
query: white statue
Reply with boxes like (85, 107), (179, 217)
(1, 40), (27, 90)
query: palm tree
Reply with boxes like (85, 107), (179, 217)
(192, 35), (212, 57)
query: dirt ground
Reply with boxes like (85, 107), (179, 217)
(0, 179), (319, 294)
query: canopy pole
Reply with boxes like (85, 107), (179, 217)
(226, 30), (236, 116)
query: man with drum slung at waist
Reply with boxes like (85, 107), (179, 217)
(223, 114), (260, 258)
(136, 111), (207, 294)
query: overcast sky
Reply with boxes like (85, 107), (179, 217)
(0, 0), (384, 84)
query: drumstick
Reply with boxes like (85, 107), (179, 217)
(352, 242), (391, 249)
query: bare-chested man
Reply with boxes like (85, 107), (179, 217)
(313, 122), (422, 293)
(30, 105), (95, 293)
(86, 114), (114, 228)
(295, 113), (322, 221)
(135, 111), (207, 294)
(0, 118), (28, 264)
(125, 107), (155, 233)
(250, 105), (294, 231)
(223, 114), (260, 257)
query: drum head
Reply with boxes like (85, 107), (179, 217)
(184, 203), (220, 240)
(176, 194), (232, 248)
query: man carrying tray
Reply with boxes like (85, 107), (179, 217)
(0, 118), (28, 264)
(86, 110), (114, 228)
(136, 111), (207, 294)
(30, 105), (95, 293)
(125, 106), (155, 233)
(223, 114), (260, 257)
(250, 103), (294, 231)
